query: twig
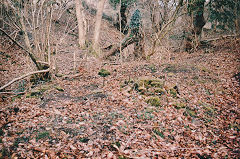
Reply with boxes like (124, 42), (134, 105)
(0, 69), (50, 91)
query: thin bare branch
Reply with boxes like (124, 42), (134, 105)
(0, 69), (50, 91)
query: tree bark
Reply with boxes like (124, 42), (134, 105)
(75, 0), (86, 47)
(93, 0), (106, 53)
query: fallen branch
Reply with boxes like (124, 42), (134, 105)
(0, 91), (25, 95)
(103, 35), (139, 59)
(0, 28), (41, 70)
(0, 69), (50, 91)
(203, 34), (239, 42)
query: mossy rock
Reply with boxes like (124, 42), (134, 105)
(154, 88), (165, 95)
(138, 86), (147, 94)
(36, 131), (50, 141)
(137, 77), (164, 88)
(150, 80), (164, 88)
(30, 91), (42, 97)
(55, 73), (63, 77)
(163, 64), (178, 73)
(145, 96), (161, 107)
(98, 69), (110, 77)
(27, 84), (52, 98)
(174, 102), (186, 109)
(186, 109), (197, 117)
(169, 88), (177, 98)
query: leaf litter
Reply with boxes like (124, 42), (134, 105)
(0, 38), (240, 158)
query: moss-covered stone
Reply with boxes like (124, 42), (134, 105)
(154, 88), (165, 95)
(27, 84), (53, 98)
(145, 96), (161, 107)
(150, 80), (164, 88)
(137, 77), (164, 89)
(174, 102), (186, 109)
(98, 69), (110, 77)
(138, 86), (147, 94)
(186, 109), (197, 117)
(169, 88), (177, 98)
(36, 131), (50, 141)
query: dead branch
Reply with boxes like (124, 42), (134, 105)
(0, 91), (25, 95)
(103, 35), (140, 59)
(203, 34), (239, 42)
(0, 28), (41, 70)
(0, 69), (50, 91)
(149, 0), (184, 57)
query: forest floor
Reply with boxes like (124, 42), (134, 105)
(0, 36), (240, 158)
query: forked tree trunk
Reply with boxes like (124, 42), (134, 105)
(93, 0), (106, 53)
(75, 0), (86, 47)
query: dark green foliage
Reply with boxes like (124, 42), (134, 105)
(109, 0), (136, 9)
(187, 0), (206, 35)
(209, 0), (240, 32)
(1, 147), (10, 158)
(14, 107), (20, 113)
(130, 9), (141, 34)
(36, 131), (49, 141)
(153, 129), (165, 139)
(187, 0), (206, 15)
(13, 136), (29, 148)
(98, 69), (110, 77)
(79, 138), (90, 143)
(0, 129), (4, 136)
(118, 155), (128, 159)
(145, 97), (161, 107)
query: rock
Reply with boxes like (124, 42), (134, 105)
(145, 96), (161, 107)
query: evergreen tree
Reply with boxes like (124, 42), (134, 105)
(209, 0), (240, 34)
(130, 9), (141, 35)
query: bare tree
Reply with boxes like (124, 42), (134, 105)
(93, 0), (106, 54)
(75, 0), (86, 48)
(149, 0), (184, 57)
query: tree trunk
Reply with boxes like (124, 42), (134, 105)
(104, 31), (145, 59)
(75, 0), (86, 47)
(191, 0), (206, 40)
(114, 3), (128, 34)
(93, 0), (106, 53)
